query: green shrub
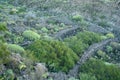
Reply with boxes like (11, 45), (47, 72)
(0, 69), (15, 80)
(0, 42), (10, 64)
(72, 14), (83, 21)
(72, 14), (88, 26)
(76, 31), (102, 45)
(106, 33), (114, 38)
(80, 59), (120, 80)
(6, 44), (25, 53)
(0, 22), (7, 31)
(64, 37), (88, 56)
(106, 46), (113, 53)
(97, 50), (107, 58)
(79, 73), (97, 80)
(22, 30), (40, 40)
(101, 35), (107, 40)
(12, 36), (24, 44)
(26, 40), (79, 72)
(64, 31), (102, 56)
(110, 42), (120, 50)
(9, 8), (18, 15)
(5, 69), (15, 80)
(41, 27), (48, 33)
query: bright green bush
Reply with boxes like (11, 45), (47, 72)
(26, 40), (79, 72)
(110, 42), (120, 50)
(9, 8), (18, 15)
(41, 27), (49, 33)
(79, 73), (97, 80)
(72, 14), (88, 26)
(76, 31), (102, 45)
(97, 50), (106, 56)
(0, 42), (10, 64)
(72, 14), (83, 21)
(106, 33), (114, 38)
(80, 59), (120, 80)
(0, 69), (15, 80)
(64, 31), (102, 56)
(64, 37), (88, 56)
(101, 35), (107, 40)
(106, 46), (113, 53)
(95, 50), (109, 61)
(22, 30), (40, 40)
(0, 22), (7, 31)
(5, 69), (15, 80)
(7, 44), (25, 53)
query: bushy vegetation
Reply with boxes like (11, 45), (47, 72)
(72, 14), (83, 22)
(6, 44), (25, 53)
(64, 31), (102, 56)
(0, 22), (7, 31)
(106, 33), (114, 38)
(79, 73), (97, 80)
(22, 30), (40, 40)
(0, 42), (10, 64)
(72, 14), (88, 26)
(94, 41), (120, 63)
(64, 36), (88, 56)
(1, 69), (15, 80)
(80, 59), (120, 80)
(0, 0), (119, 79)
(41, 27), (49, 33)
(0, 23), (10, 65)
(76, 31), (102, 45)
(26, 40), (79, 72)
(97, 20), (111, 27)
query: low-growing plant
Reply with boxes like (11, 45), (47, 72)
(0, 22), (7, 31)
(76, 31), (102, 45)
(0, 42), (10, 64)
(98, 20), (110, 27)
(79, 73), (97, 80)
(6, 44), (25, 53)
(5, 69), (15, 80)
(72, 14), (88, 26)
(9, 8), (18, 15)
(106, 33), (114, 38)
(80, 59), (120, 80)
(64, 31), (102, 56)
(26, 40), (79, 72)
(64, 37), (88, 56)
(72, 14), (83, 21)
(106, 46), (113, 53)
(22, 30), (40, 40)
(101, 35), (107, 40)
(41, 27), (49, 33)
(97, 50), (107, 58)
